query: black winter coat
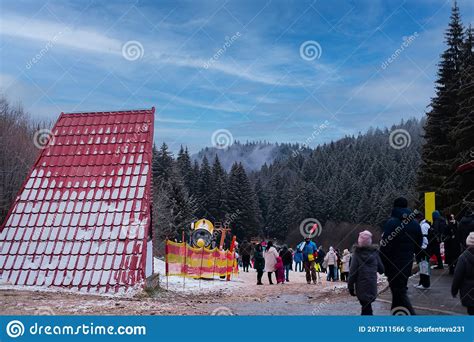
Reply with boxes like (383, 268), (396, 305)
(380, 207), (423, 280)
(348, 245), (384, 303)
(432, 216), (448, 241)
(280, 248), (293, 266)
(253, 250), (265, 271)
(451, 247), (474, 307)
(316, 249), (325, 264)
(240, 242), (253, 257)
(459, 214), (474, 249)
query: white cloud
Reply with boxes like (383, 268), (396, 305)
(0, 13), (332, 87)
(0, 15), (122, 55)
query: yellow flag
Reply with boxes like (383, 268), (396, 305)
(425, 192), (435, 223)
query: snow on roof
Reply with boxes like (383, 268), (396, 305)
(0, 108), (155, 295)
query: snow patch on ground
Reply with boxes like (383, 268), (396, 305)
(0, 283), (141, 298)
(0, 281), (143, 298)
(154, 257), (244, 294)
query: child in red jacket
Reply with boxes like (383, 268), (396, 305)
(275, 256), (285, 284)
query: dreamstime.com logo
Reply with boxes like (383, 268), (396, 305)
(33, 128), (55, 149)
(122, 40), (144, 61)
(211, 129), (234, 149)
(299, 40), (322, 61)
(389, 128), (411, 150)
(211, 306), (234, 316)
(5, 320), (146, 338)
(299, 218), (323, 238)
(6, 320), (24, 338)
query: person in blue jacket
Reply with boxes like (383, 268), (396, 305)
(300, 237), (318, 284)
(293, 248), (303, 272)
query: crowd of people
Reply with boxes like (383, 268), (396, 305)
(235, 197), (474, 316)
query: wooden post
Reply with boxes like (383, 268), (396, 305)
(199, 246), (205, 289)
(182, 241), (186, 290)
(165, 239), (169, 290)
(216, 227), (230, 249)
(227, 235), (236, 281)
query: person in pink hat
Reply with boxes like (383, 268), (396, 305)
(348, 230), (385, 315)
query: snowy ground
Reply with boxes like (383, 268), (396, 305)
(154, 257), (245, 294)
(1, 262), (389, 315)
(1, 259), (462, 315)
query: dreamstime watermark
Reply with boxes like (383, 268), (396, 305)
(311, 298), (330, 315)
(211, 129), (234, 149)
(389, 128), (411, 150)
(299, 40), (322, 61)
(116, 122), (149, 155)
(122, 40), (144, 61)
(203, 32), (241, 69)
(6, 320), (24, 338)
(25, 28), (70, 70)
(391, 306), (411, 316)
(381, 32), (419, 70)
(380, 210), (418, 247)
(211, 306), (234, 316)
(5, 320), (146, 337)
(223, 209), (241, 227)
(293, 120), (330, 157)
(35, 306), (55, 315)
(299, 218), (323, 239)
(33, 128), (55, 149)
(121, 218), (146, 239)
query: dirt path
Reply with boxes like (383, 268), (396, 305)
(1, 265), (462, 315)
(0, 269), (390, 316)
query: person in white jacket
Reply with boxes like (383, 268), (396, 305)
(341, 249), (351, 282)
(415, 212), (431, 289)
(264, 241), (279, 285)
(325, 246), (338, 281)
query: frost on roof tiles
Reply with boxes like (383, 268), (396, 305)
(0, 108), (155, 294)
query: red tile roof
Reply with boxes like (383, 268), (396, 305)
(0, 108), (155, 295)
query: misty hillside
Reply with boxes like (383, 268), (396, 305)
(153, 118), (426, 244)
(193, 141), (312, 171)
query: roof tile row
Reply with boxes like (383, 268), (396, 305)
(0, 109), (154, 294)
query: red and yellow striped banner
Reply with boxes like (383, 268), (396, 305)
(165, 240), (238, 279)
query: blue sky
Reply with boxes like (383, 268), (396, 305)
(0, 0), (473, 153)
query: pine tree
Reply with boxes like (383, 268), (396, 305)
(154, 142), (174, 184)
(208, 155), (228, 222)
(192, 160), (200, 195)
(417, 2), (465, 210)
(176, 145), (194, 192)
(448, 25), (474, 211)
(227, 163), (262, 239)
(197, 156), (212, 218)
(254, 179), (268, 224)
(266, 174), (288, 240)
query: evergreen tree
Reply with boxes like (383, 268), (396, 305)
(154, 142), (174, 184)
(176, 145), (194, 192)
(191, 160), (200, 195)
(227, 163), (262, 239)
(197, 156), (212, 218)
(417, 2), (465, 210)
(266, 174), (288, 240)
(254, 179), (268, 223)
(208, 155), (228, 222)
(448, 25), (474, 211)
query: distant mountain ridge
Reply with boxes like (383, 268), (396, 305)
(193, 118), (424, 171)
(193, 141), (312, 171)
